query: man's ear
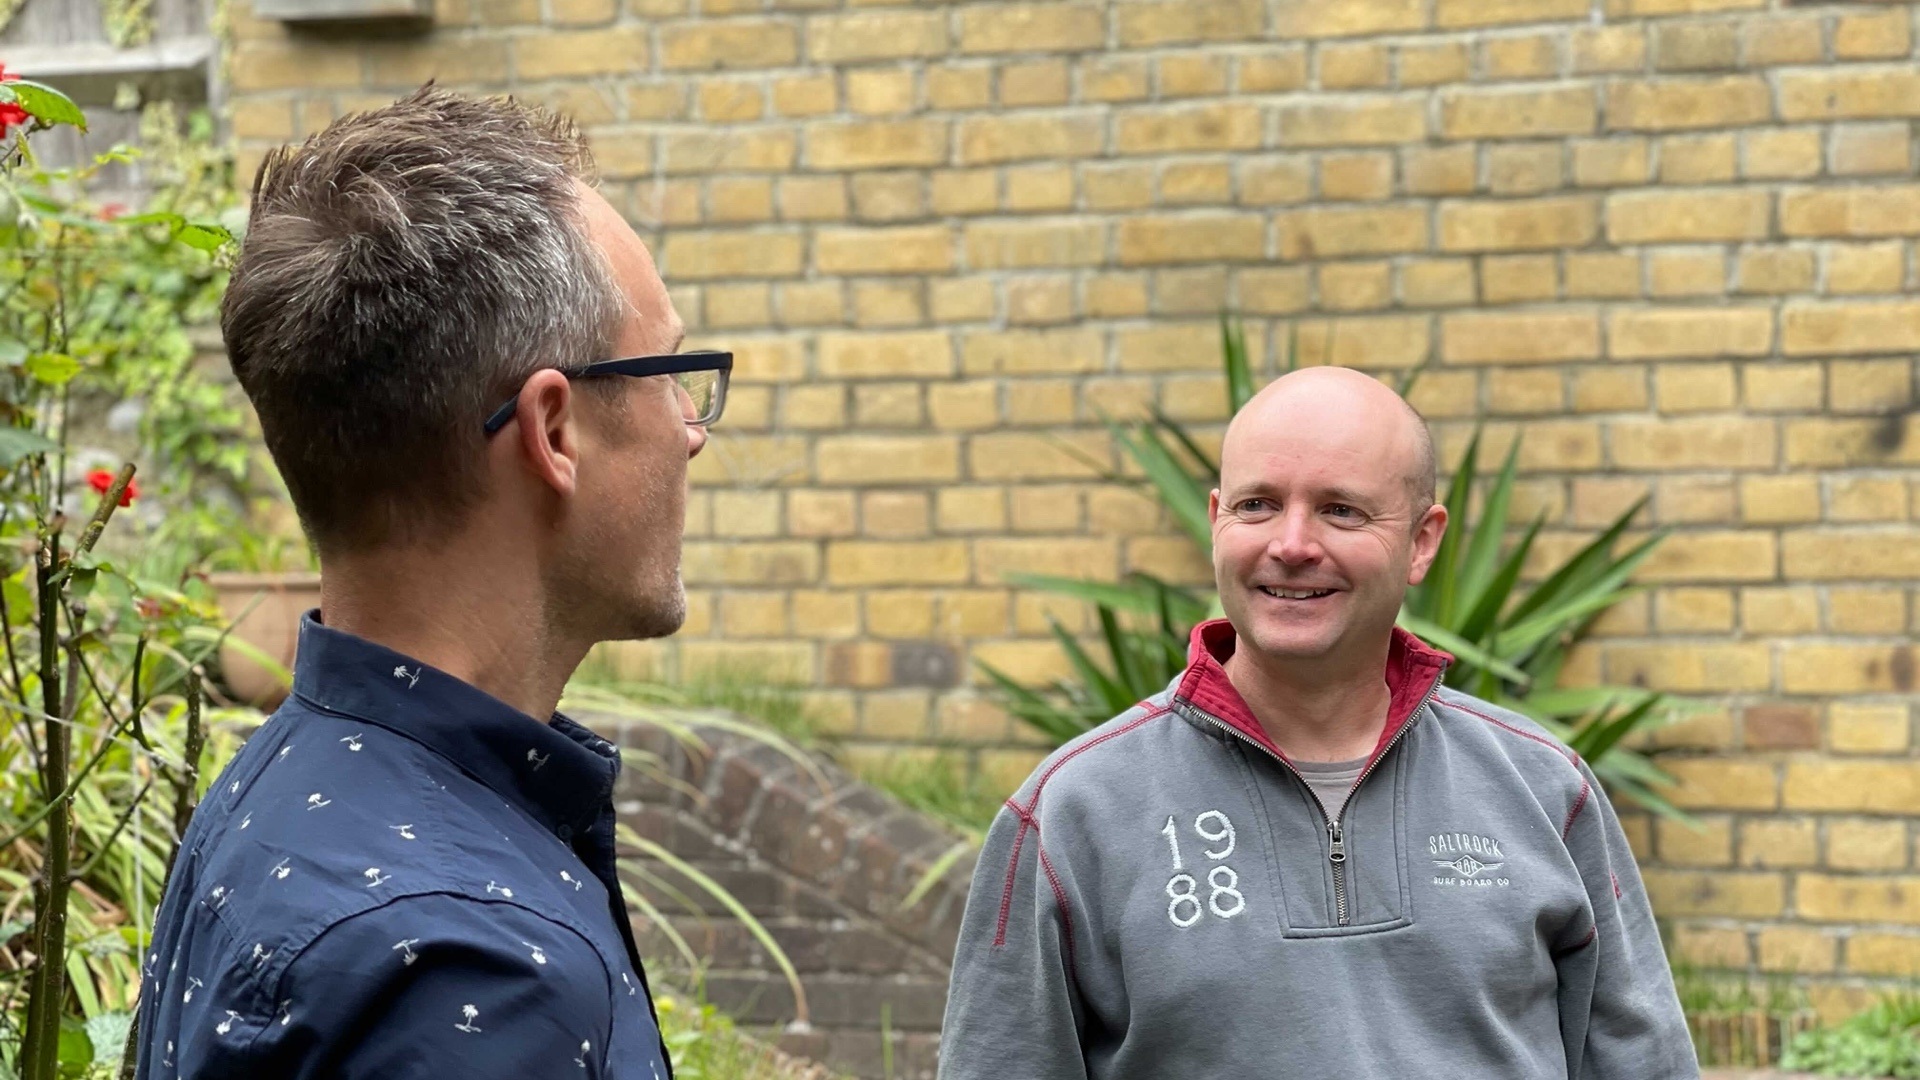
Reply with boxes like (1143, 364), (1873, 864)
(1208, 488), (1222, 524)
(511, 369), (582, 497)
(1405, 502), (1449, 586)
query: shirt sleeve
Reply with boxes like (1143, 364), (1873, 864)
(938, 801), (1089, 1080)
(1556, 762), (1699, 1080)
(230, 894), (615, 1080)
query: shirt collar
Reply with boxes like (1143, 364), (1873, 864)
(1175, 618), (1452, 768)
(289, 609), (616, 838)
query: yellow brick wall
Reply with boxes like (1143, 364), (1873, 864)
(225, 0), (1919, 1010)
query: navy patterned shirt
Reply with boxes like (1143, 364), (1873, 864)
(135, 611), (671, 1080)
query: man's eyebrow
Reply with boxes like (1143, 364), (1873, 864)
(1223, 479), (1380, 507)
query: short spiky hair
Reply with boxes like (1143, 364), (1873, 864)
(220, 87), (623, 555)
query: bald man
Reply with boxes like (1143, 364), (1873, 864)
(939, 368), (1696, 1080)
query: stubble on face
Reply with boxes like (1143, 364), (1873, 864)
(563, 182), (693, 645)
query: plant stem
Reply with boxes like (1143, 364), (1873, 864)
(21, 526), (68, 1080)
(167, 669), (202, 873)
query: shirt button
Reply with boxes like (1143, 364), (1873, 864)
(557, 825), (573, 842)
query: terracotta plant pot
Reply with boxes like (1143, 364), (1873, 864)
(206, 571), (322, 709)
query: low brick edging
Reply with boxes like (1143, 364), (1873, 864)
(598, 709), (974, 1079)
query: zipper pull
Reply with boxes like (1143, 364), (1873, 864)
(1327, 820), (1346, 864)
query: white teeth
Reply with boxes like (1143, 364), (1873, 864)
(1261, 587), (1332, 600)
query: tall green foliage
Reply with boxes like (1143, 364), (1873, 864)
(983, 315), (1686, 818)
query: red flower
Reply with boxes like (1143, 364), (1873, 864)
(0, 66), (26, 135)
(86, 468), (137, 507)
(97, 202), (128, 222)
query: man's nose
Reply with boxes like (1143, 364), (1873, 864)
(1268, 506), (1322, 564)
(686, 421), (708, 459)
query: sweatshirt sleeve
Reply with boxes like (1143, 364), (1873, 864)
(1556, 761), (1699, 1080)
(938, 800), (1088, 1080)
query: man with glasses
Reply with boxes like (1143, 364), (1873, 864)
(135, 88), (722, 1079)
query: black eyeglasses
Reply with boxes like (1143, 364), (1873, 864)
(482, 349), (733, 435)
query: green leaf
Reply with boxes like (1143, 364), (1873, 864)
(1220, 312), (1256, 413)
(0, 426), (55, 467)
(56, 1018), (93, 1076)
(67, 566), (98, 601)
(24, 352), (81, 386)
(0, 338), (26, 367)
(175, 221), (234, 252)
(1, 80), (87, 132)
(84, 1012), (133, 1071)
(1395, 612), (1529, 684)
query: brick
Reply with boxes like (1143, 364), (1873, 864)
(960, 329), (1103, 376)
(977, 538), (1118, 583)
(1607, 637), (1772, 690)
(680, 641), (813, 683)
(1317, 42), (1389, 90)
(230, 98), (294, 140)
(231, 43), (363, 91)
(1608, 307), (1772, 360)
(772, 74), (836, 117)
(1232, 155), (1310, 205)
(1743, 362), (1823, 412)
(1115, 102), (1263, 154)
(1778, 67), (1920, 121)
(1007, 483), (1082, 532)
(1742, 15), (1823, 66)
(1742, 129), (1822, 180)
(1002, 59), (1072, 107)
(1654, 363), (1737, 412)
(1485, 144), (1563, 197)
(658, 19), (798, 70)
(1320, 261), (1393, 309)
(1829, 818), (1910, 871)
(1655, 20), (1736, 72)
(846, 69), (916, 116)
(930, 169), (998, 216)
(1847, 933), (1920, 978)
(1783, 300), (1920, 356)
(1398, 41), (1470, 86)
(778, 282), (845, 328)
(1005, 274), (1075, 323)
(1120, 0), (1264, 45)
(1567, 138), (1646, 188)
(1834, 7), (1912, 59)
(681, 541), (820, 586)
(849, 382), (923, 428)
(1659, 133), (1736, 184)
(698, 80), (765, 123)
(1827, 242), (1908, 294)
(1239, 265), (1312, 313)
(957, 3), (1105, 54)
(1831, 359), (1913, 413)
(1572, 25), (1646, 74)
(1672, 925), (1749, 967)
(1739, 818), (1819, 869)
(1559, 253), (1634, 300)
(1237, 49), (1309, 92)
(1737, 247), (1815, 295)
(936, 487), (1007, 534)
(964, 220), (1106, 269)
(1829, 585), (1907, 631)
(927, 383), (1000, 431)
(1441, 86), (1595, 139)
(861, 491), (932, 539)
(1272, 0), (1426, 38)
(928, 65), (993, 110)
(1606, 76), (1770, 131)
(1605, 417), (1766, 466)
(1481, 33), (1560, 80)
(1401, 259), (1476, 307)
(958, 114), (1104, 165)
(1757, 927), (1837, 975)
(1441, 310), (1601, 364)
(1661, 759), (1778, 810)
(1786, 417), (1920, 468)
(808, 119), (949, 170)
(1160, 161), (1234, 204)
(1606, 188), (1770, 244)
(1830, 703), (1911, 755)
(1634, 530), (1777, 582)
(660, 129), (796, 174)
(1571, 365), (1649, 412)
(929, 278), (995, 322)
(1781, 645), (1920, 695)
(664, 231), (803, 279)
(1659, 815), (1732, 866)
(1641, 869), (1783, 918)
(1275, 205), (1428, 258)
(826, 541), (970, 586)
(816, 436), (960, 485)
(1783, 533), (1920, 581)
(1797, 874), (1920, 925)
(1654, 474), (1736, 524)
(1439, 196), (1599, 252)
(1293, 315), (1432, 369)
(1276, 97), (1426, 147)
(367, 37), (510, 88)
(807, 10), (947, 62)
(1782, 185), (1920, 239)
(815, 226), (953, 275)
(1118, 213), (1265, 265)
(719, 590), (788, 636)
(970, 432), (1111, 480)
(1434, 0), (1584, 28)
(849, 173), (923, 223)
(1833, 123), (1912, 177)
(817, 331), (954, 379)
(1744, 704), (1820, 751)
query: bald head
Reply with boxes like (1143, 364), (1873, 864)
(1223, 367), (1436, 520)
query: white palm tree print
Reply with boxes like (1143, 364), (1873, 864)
(455, 1004), (482, 1033)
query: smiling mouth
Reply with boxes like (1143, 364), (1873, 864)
(1257, 586), (1338, 600)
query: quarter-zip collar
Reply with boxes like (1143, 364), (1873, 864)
(1174, 618), (1453, 770)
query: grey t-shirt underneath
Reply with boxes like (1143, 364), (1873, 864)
(1294, 754), (1367, 821)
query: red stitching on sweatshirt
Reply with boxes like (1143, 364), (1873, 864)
(1556, 925), (1598, 957)
(1038, 844), (1077, 983)
(994, 705), (1168, 947)
(1562, 780), (1592, 840)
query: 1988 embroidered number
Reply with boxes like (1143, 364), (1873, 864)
(1160, 812), (1246, 927)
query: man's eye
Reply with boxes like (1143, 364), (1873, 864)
(1237, 499), (1272, 514)
(1327, 504), (1360, 519)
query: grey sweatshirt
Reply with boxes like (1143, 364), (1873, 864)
(940, 620), (1697, 1080)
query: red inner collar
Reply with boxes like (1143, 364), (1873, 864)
(1175, 619), (1452, 768)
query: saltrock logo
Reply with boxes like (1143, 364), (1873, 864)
(1428, 832), (1511, 888)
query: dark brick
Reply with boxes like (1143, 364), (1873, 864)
(1745, 704), (1821, 750)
